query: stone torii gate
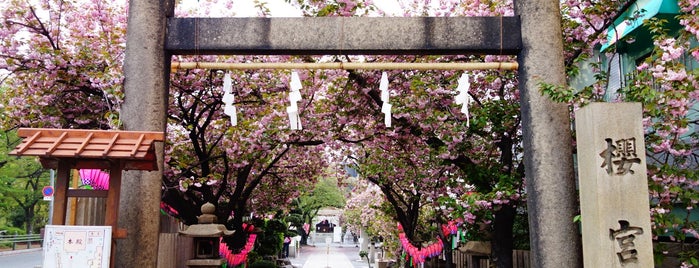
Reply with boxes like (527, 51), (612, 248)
(119, 1), (580, 267)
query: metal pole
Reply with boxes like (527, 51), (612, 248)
(48, 169), (54, 225)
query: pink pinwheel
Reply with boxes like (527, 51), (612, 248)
(79, 169), (110, 190)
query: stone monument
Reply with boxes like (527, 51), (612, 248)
(179, 203), (235, 268)
(576, 103), (652, 267)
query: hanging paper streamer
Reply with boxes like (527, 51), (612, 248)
(454, 73), (472, 127)
(287, 72), (303, 130)
(290, 71), (301, 90)
(379, 72), (392, 127)
(287, 106), (299, 130)
(222, 72), (237, 126)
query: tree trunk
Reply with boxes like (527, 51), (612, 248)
(300, 227), (309, 245)
(492, 204), (516, 268)
(24, 206), (34, 234)
(442, 233), (454, 268)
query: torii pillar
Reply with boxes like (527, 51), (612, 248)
(118, 0), (174, 267)
(516, 0), (582, 267)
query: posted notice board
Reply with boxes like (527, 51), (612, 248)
(43, 225), (112, 268)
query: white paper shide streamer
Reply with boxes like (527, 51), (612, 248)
(222, 72), (237, 126)
(287, 72), (303, 130)
(379, 72), (392, 128)
(454, 73), (473, 127)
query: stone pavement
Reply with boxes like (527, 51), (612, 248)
(288, 243), (371, 268)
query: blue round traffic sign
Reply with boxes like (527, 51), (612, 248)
(42, 186), (54, 197)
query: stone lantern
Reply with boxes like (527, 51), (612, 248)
(179, 202), (235, 268)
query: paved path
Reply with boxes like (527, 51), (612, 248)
(290, 243), (370, 268)
(302, 251), (353, 268)
(0, 243), (375, 268)
(0, 248), (42, 268)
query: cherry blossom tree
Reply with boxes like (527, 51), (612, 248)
(0, 0), (126, 239)
(163, 61), (339, 249)
(0, 0), (126, 130)
(334, 63), (525, 267)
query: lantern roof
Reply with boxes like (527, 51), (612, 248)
(9, 128), (164, 171)
(179, 224), (235, 237)
(179, 203), (235, 237)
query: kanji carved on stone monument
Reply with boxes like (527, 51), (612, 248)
(609, 220), (644, 264)
(599, 137), (642, 176)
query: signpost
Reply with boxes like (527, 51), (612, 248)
(43, 186), (54, 201)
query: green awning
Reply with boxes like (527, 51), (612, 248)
(600, 0), (680, 52)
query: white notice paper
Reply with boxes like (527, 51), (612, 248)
(43, 225), (112, 268)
